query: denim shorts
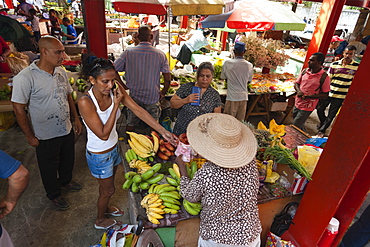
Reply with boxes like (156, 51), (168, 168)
(86, 144), (122, 179)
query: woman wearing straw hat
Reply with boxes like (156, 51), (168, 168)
(176, 113), (261, 247)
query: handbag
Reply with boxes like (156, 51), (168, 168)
(270, 202), (299, 237)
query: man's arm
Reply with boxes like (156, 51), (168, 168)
(0, 164), (29, 219)
(67, 94), (82, 135)
(12, 102), (39, 147)
(160, 72), (171, 100)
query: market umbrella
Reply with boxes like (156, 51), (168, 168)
(0, 15), (31, 42)
(201, 0), (306, 32)
(112, 0), (228, 16)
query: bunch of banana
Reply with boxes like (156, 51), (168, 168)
(129, 159), (153, 174)
(127, 131), (158, 158)
(187, 160), (198, 179)
(166, 164), (181, 188)
(183, 199), (202, 216)
(140, 193), (165, 224)
(125, 149), (154, 163)
(123, 163), (164, 192)
(141, 184), (182, 224)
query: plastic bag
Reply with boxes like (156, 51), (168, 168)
(297, 145), (322, 174)
(266, 232), (296, 247)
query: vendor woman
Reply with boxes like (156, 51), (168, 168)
(176, 113), (262, 246)
(170, 62), (221, 136)
(176, 29), (220, 65)
(0, 35), (11, 73)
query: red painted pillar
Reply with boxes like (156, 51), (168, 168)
(180, 16), (188, 29)
(221, 31), (227, 51)
(82, 0), (108, 58)
(303, 0), (345, 69)
(282, 43), (370, 246)
(4, 0), (14, 9)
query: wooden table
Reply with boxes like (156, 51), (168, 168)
(106, 27), (138, 45)
(245, 93), (273, 123)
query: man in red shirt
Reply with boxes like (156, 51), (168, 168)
(293, 52), (331, 132)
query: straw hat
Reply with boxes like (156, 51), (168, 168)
(187, 113), (257, 168)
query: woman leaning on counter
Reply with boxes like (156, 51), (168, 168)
(170, 62), (221, 136)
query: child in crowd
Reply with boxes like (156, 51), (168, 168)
(60, 17), (77, 44)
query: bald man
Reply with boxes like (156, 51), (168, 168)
(11, 36), (83, 210)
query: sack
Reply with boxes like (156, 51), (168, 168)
(270, 202), (299, 237)
(298, 145), (322, 174)
(266, 232), (296, 247)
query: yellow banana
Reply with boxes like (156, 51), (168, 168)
(129, 159), (138, 168)
(172, 164), (181, 178)
(151, 132), (159, 153)
(147, 215), (160, 224)
(148, 211), (164, 219)
(148, 207), (165, 215)
(147, 193), (160, 204)
(141, 195), (151, 207)
(128, 139), (150, 158)
(148, 202), (163, 209)
(127, 131), (153, 152)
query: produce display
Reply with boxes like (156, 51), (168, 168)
(246, 120), (313, 198)
(0, 84), (11, 100)
(249, 73), (296, 93)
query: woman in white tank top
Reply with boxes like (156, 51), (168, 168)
(78, 57), (175, 230)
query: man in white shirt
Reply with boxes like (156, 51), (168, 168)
(221, 42), (253, 121)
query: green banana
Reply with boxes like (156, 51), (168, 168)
(132, 174), (142, 184)
(185, 200), (202, 210)
(163, 202), (180, 210)
(125, 150), (132, 163)
(139, 181), (150, 190)
(163, 208), (178, 214)
(122, 177), (134, 189)
(145, 174), (164, 184)
(166, 177), (179, 187)
(130, 149), (138, 160)
(148, 156), (154, 162)
(141, 169), (155, 181)
(190, 161), (198, 179)
(124, 171), (137, 180)
(160, 196), (181, 205)
(151, 163), (162, 173)
(131, 182), (139, 193)
(153, 184), (171, 193)
(157, 185), (177, 194)
(168, 168), (180, 181)
(183, 200), (200, 215)
(159, 191), (181, 200)
(148, 184), (157, 193)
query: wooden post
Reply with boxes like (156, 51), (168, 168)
(282, 43), (370, 246)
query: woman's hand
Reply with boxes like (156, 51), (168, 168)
(114, 81), (125, 105)
(186, 93), (199, 104)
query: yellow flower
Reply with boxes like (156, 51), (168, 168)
(269, 119), (286, 137)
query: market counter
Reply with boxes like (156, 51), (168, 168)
(0, 73), (14, 113)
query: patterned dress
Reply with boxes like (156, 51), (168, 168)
(172, 82), (221, 136)
(180, 161), (262, 245)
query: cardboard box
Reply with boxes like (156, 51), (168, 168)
(275, 164), (308, 195)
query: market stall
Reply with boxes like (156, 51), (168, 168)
(118, 119), (318, 246)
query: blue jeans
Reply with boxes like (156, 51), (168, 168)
(86, 144), (122, 179)
(339, 204), (370, 247)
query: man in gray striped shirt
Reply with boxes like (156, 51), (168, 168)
(114, 26), (171, 133)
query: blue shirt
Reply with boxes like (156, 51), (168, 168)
(114, 42), (170, 104)
(0, 150), (21, 179)
(66, 24), (77, 44)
